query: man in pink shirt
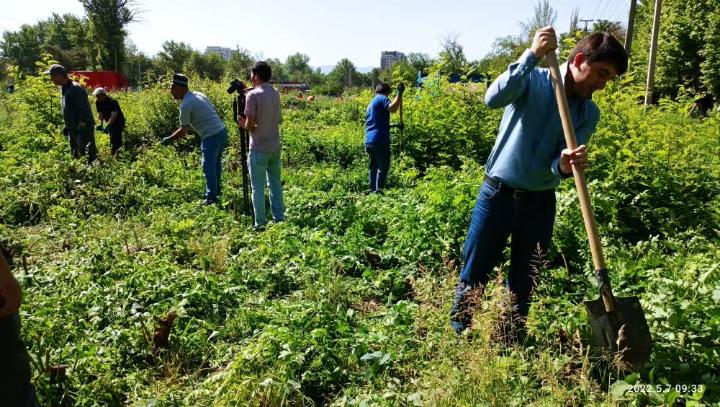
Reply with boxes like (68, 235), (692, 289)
(238, 61), (285, 231)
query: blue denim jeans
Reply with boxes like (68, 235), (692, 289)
(450, 179), (556, 332)
(248, 149), (285, 227)
(201, 129), (228, 202)
(365, 142), (391, 192)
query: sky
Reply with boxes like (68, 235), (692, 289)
(0, 0), (632, 68)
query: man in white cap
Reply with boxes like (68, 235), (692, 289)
(44, 64), (97, 163)
(93, 87), (125, 156)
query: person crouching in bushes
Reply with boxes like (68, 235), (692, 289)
(162, 74), (228, 205)
(364, 82), (403, 194)
(93, 87), (126, 156)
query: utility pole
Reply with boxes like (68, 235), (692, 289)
(624, 0), (637, 55)
(579, 19), (595, 32)
(645, 0), (662, 107)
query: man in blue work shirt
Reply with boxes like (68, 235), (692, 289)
(45, 64), (97, 164)
(450, 28), (628, 337)
(364, 82), (404, 193)
(162, 74), (228, 205)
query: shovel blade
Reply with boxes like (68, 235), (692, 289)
(585, 295), (652, 369)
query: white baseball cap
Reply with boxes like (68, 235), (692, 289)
(92, 87), (107, 96)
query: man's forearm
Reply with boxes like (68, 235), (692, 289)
(389, 96), (402, 113)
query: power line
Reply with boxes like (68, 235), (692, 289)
(608, 0), (629, 22)
(590, 0), (606, 20)
(599, 0), (617, 20)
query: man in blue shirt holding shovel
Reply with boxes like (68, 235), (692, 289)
(450, 28), (628, 339)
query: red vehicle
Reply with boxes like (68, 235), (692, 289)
(70, 71), (129, 91)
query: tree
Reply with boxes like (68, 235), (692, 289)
(477, 34), (526, 77)
(0, 13), (92, 73)
(264, 58), (288, 82)
(227, 47), (254, 80)
(284, 52), (313, 83)
(44, 14), (92, 70)
(1, 26), (43, 74)
(125, 41), (152, 88)
(187, 51), (225, 81)
(155, 41), (194, 74)
(632, 0), (720, 98)
(391, 59), (416, 87)
(329, 58), (358, 88)
(407, 52), (433, 76)
(80, 0), (139, 71)
(568, 8), (580, 33)
(436, 33), (467, 75)
(593, 19), (626, 42)
(366, 67), (392, 88)
(519, 0), (557, 42)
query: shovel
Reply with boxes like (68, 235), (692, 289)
(546, 51), (652, 369)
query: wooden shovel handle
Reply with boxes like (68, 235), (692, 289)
(545, 52), (614, 312)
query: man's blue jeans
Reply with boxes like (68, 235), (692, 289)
(365, 142), (391, 192)
(248, 149), (285, 227)
(201, 129), (228, 203)
(450, 178), (556, 332)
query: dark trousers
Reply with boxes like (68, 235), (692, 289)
(450, 178), (556, 332)
(0, 314), (38, 407)
(108, 125), (123, 155)
(68, 127), (97, 164)
(365, 142), (391, 192)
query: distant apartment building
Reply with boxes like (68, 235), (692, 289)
(380, 51), (406, 70)
(205, 46), (234, 61)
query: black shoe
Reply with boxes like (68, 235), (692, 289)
(253, 225), (266, 232)
(203, 198), (218, 205)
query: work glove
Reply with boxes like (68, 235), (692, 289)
(397, 83), (405, 97)
(161, 136), (173, 146)
(95, 124), (104, 131)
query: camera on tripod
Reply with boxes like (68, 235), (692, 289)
(226, 79), (246, 95)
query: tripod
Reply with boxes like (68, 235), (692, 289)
(230, 87), (253, 222)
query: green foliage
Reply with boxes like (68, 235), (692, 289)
(1, 14), (93, 74)
(1, 53), (720, 407)
(633, 0), (720, 97)
(226, 48), (255, 81)
(80, 0), (138, 71)
(322, 58), (369, 94)
(390, 60), (416, 88)
(435, 34), (468, 76)
(187, 52), (225, 81)
(402, 80), (501, 170)
(155, 41), (194, 74)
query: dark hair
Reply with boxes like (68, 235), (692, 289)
(375, 83), (391, 95)
(252, 61), (272, 82)
(568, 33), (628, 75)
